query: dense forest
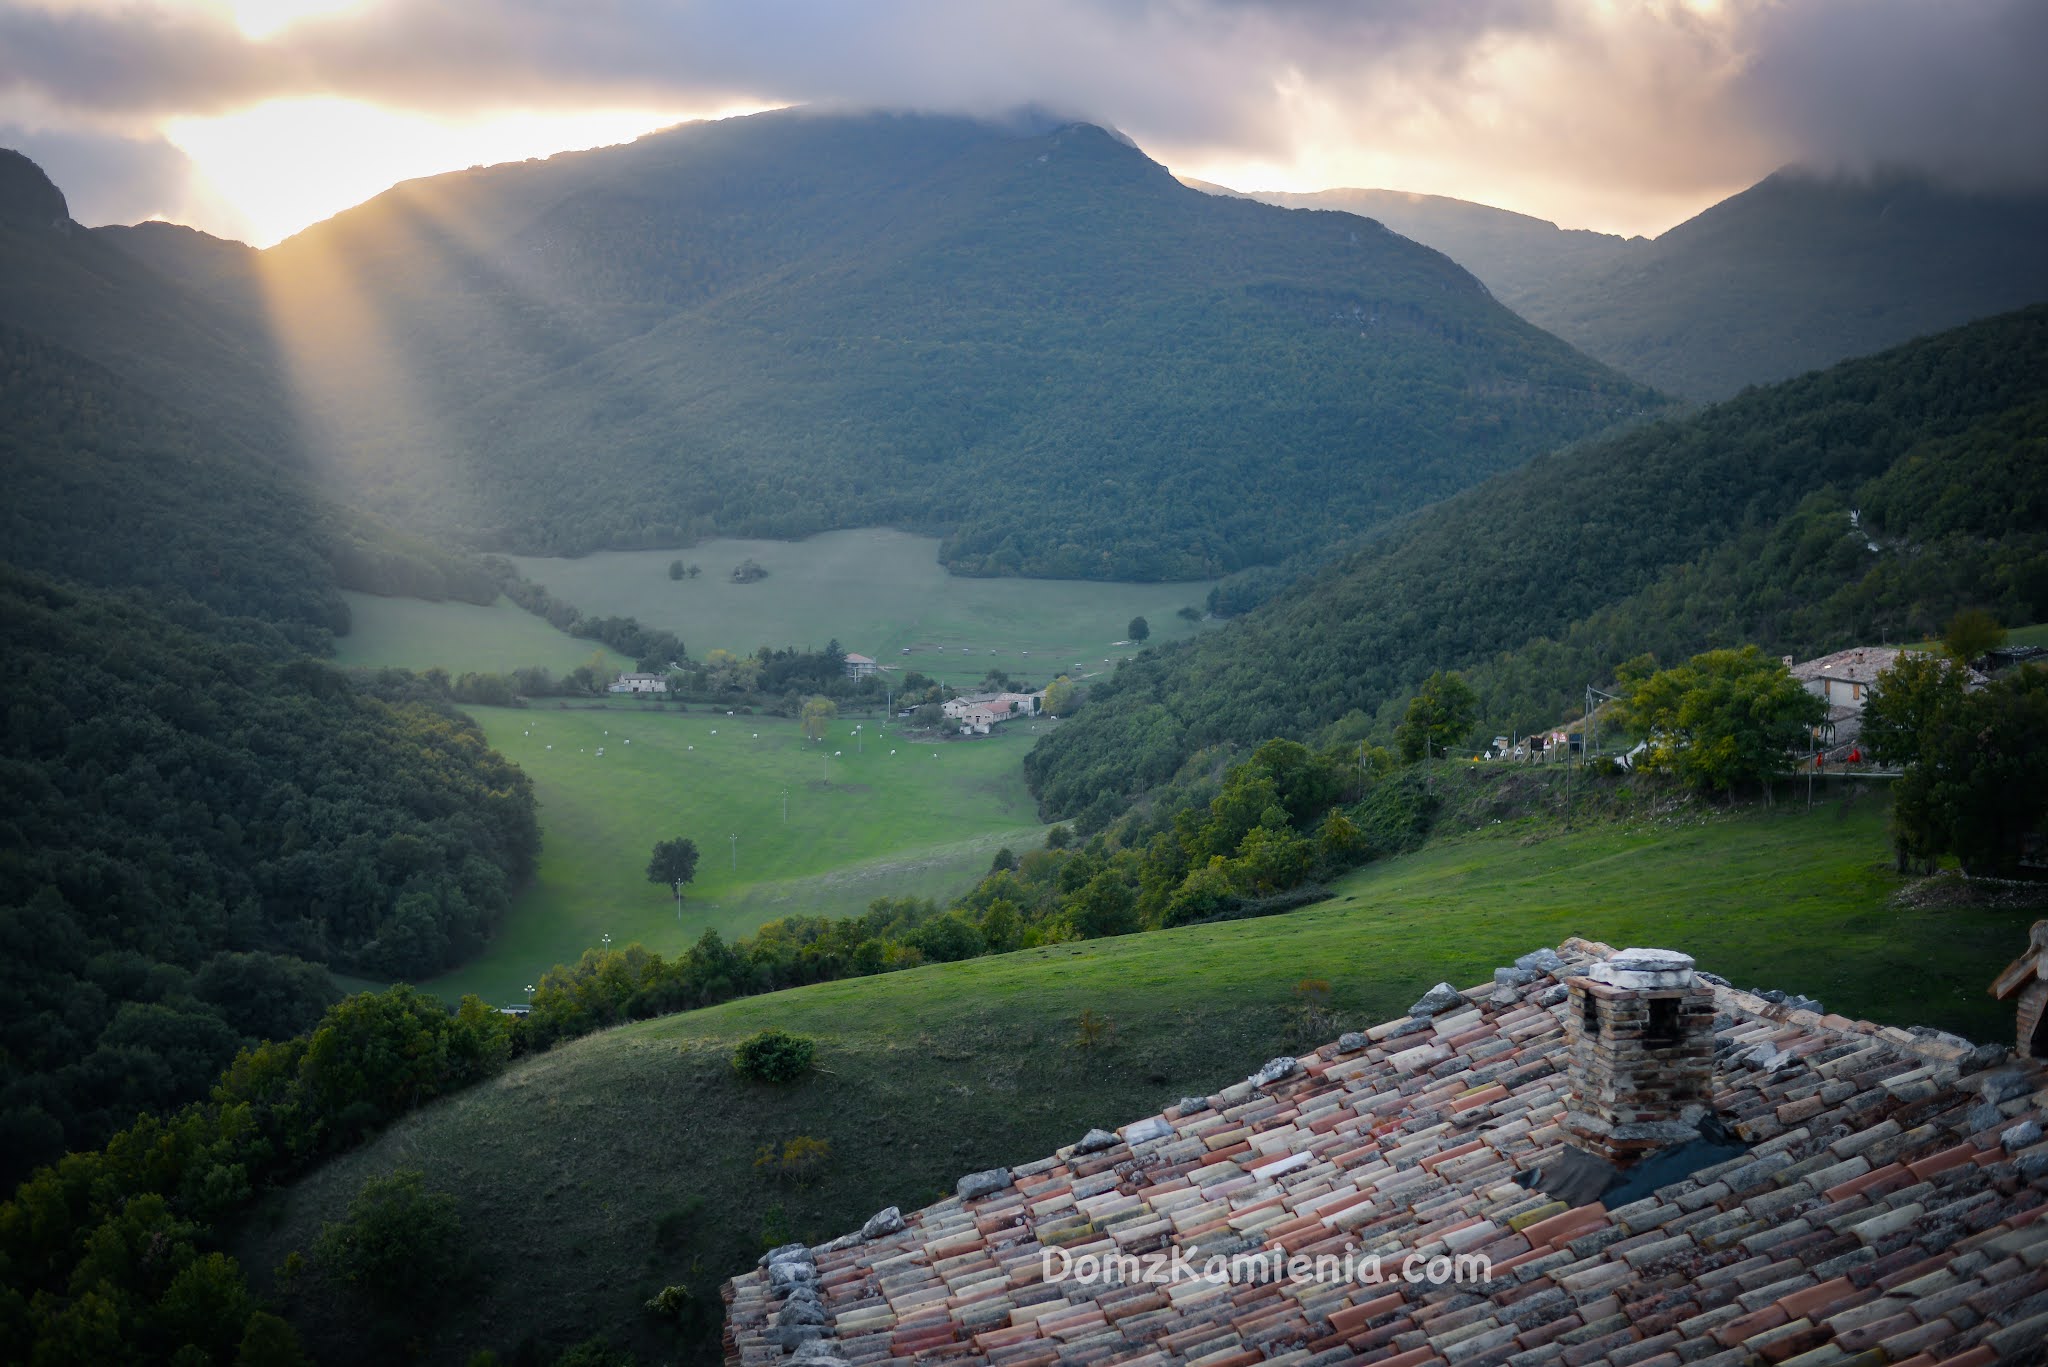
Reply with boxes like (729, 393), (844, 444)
(0, 569), (539, 1186)
(235, 109), (1654, 578)
(0, 158), (545, 1192)
(1229, 170), (2048, 402)
(1026, 306), (2048, 822)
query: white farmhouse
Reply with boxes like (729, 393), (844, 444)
(608, 672), (669, 695)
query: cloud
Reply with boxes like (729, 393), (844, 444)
(0, 120), (254, 235)
(0, 0), (2042, 236)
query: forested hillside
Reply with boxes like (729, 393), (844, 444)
(0, 157), (543, 1189)
(0, 569), (540, 1187)
(0, 325), (348, 646)
(1025, 306), (2048, 822)
(0, 149), (293, 453)
(245, 109), (1654, 577)
(1189, 180), (1638, 321)
(1213, 170), (2048, 401)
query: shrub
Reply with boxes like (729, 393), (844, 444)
(754, 1135), (832, 1184)
(732, 1029), (815, 1083)
(1075, 1009), (1114, 1049)
(314, 1169), (478, 1323)
(645, 1285), (695, 1320)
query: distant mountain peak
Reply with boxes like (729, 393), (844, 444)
(0, 148), (72, 229)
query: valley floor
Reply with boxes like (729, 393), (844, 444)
(419, 705), (1048, 1004)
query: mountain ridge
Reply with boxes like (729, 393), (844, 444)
(221, 108), (1657, 577)
(1200, 167), (2048, 400)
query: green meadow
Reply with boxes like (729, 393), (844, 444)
(332, 591), (634, 676)
(418, 706), (1048, 1005)
(511, 529), (1221, 686)
(245, 791), (2044, 1364)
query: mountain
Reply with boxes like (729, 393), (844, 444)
(0, 149), (295, 454)
(1023, 305), (2048, 823)
(242, 108), (1656, 577)
(1204, 170), (2048, 402)
(1183, 178), (1640, 320)
(0, 154), (540, 1183)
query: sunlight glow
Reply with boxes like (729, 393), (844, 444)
(226, 0), (367, 40)
(163, 98), (760, 246)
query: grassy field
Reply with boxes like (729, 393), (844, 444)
(511, 529), (1221, 687)
(244, 790), (2044, 1365)
(418, 706), (1048, 1005)
(331, 591), (634, 676)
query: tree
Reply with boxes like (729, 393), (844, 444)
(1396, 671), (1479, 763)
(1615, 646), (1826, 796)
(1127, 616), (1150, 643)
(911, 701), (943, 729)
(1042, 675), (1076, 715)
(1861, 652), (1969, 766)
(1064, 872), (1139, 939)
(801, 696), (837, 741)
(906, 912), (985, 963)
(314, 1169), (478, 1324)
(1942, 608), (2007, 666)
(1892, 667), (2048, 877)
(647, 837), (700, 889)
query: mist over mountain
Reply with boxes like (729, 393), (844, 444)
(232, 108), (1654, 578)
(1206, 169), (2048, 401)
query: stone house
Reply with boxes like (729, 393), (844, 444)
(608, 672), (668, 694)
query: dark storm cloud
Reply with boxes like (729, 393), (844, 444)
(1734, 0), (2048, 189)
(0, 0), (2042, 198)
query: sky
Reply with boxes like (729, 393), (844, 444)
(1, 0), (2044, 247)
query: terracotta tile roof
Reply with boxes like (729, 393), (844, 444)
(1787, 648), (1917, 685)
(723, 939), (2048, 1367)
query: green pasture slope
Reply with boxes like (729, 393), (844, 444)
(247, 793), (2043, 1364)
(512, 529), (1221, 687)
(420, 706), (1048, 1004)
(332, 591), (634, 676)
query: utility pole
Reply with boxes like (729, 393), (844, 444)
(781, 787), (789, 824)
(1808, 727), (1817, 811)
(729, 832), (738, 873)
(672, 878), (683, 923)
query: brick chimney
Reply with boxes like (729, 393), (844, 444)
(1563, 948), (1717, 1165)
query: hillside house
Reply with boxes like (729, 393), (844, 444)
(723, 938), (2048, 1367)
(844, 653), (878, 678)
(1786, 647), (1984, 760)
(1787, 647), (1911, 712)
(608, 672), (668, 695)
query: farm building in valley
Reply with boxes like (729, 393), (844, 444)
(608, 672), (669, 694)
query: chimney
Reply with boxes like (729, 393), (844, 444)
(1563, 948), (1717, 1165)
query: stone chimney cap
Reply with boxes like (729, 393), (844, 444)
(1588, 947), (1696, 990)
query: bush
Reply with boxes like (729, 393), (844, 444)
(754, 1135), (832, 1183)
(314, 1169), (478, 1323)
(731, 1029), (815, 1083)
